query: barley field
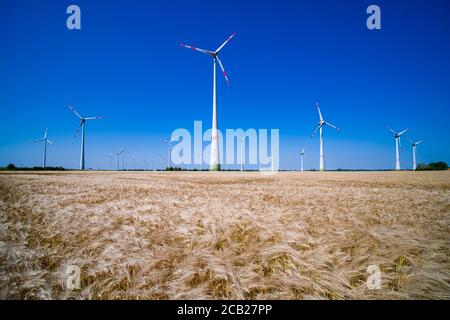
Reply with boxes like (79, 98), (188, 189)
(0, 171), (449, 300)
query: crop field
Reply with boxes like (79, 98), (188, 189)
(0, 171), (449, 300)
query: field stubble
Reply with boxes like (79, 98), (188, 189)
(0, 171), (449, 299)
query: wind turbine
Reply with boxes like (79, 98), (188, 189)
(388, 127), (408, 171)
(160, 136), (179, 169)
(69, 105), (103, 170)
(143, 159), (150, 171)
(311, 102), (340, 171)
(105, 154), (113, 170)
(115, 149), (124, 171)
(409, 139), (423, 171)
(300, 147), (305, 172)
(181, 32), (237, 171)
(33, 129), (54, 168)
(160, 154), (166, 171)
(121, 150), (131, 171)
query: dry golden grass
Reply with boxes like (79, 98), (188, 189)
(0, 171), (449, 300)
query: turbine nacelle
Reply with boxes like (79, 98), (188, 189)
(410, 139), (423, 147)
(180, 33), (236, 85)
(388, 127), (408, 139)
(311, 103), (340, 137)
(388, 127), (408, 148)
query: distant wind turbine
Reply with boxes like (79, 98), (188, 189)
(105, 154), (113, 170)
(181, 32), (237, 171)
(69, 105), (103, 170)
(311, 102), (340, 171)
(300, 147), (305, 172)
(143, 159), (150, 171)
(160, 154), (166, 171)
(115, 149), (124, 171)
(121, 150), (131, 170)
(388, 127), (408, 171)
(33, 129), (54, 168)
(409, 139), (423, 171)
(160, 136), (179, 169)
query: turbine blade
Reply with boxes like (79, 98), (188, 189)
(317, 104), (323, 122)
(84, 116), (103, 120)
(325, 122), (340, 130)
(398, 128), (408, 136)
(416, 140), (423, 145)
(387, 127), (397, 135)
(33, 139), (44, 143)
(216, 56), (230, 85)
(215, 32), (237, 53)
(301, 147), (305, 154)
(44, 129), (48, 139)
(69, 105), (82, 119)
(74, 126), (80, 138)
(180, 44), (214, 56)
(311, 125), (322, 137)
(47, 139), (54, 144)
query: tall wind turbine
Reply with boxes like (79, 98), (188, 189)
(388, 127), (408, 171)
(33, 129), (54, 168)
(300, 147), (305, 172)
(69, 105), (103, 170)
(311, 103), (340, 171)
(181, 32), (237, 171)
(409, 139), (423, 171)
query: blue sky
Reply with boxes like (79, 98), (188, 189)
(0, 0), (449, 170)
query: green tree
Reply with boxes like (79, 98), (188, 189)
(429, 162), (448, 170)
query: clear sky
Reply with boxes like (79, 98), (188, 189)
(0, 0), (449, 170)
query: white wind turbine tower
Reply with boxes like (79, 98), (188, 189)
(409, 139), (423, 171)
(69, 105), (103, 170)
(121, 150), (131, 171)
(160, 136), (179, 169)
(181, 32), (237, 171)
(160, 154), (166, 171)
(33, 129), (54, 168)
(300, 147), (305, 172)
(105, 153), (113, 170)
(388, 127), (408, 171)
(115, 149), (124, 171)
(311, 102), (340, 171)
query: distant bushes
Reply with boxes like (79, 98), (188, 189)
(416, 162), (448, 171)
(165, 167), (187, 171)
(2, 164), (67, 171)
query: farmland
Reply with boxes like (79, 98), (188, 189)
(0, 171), (449, 299)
